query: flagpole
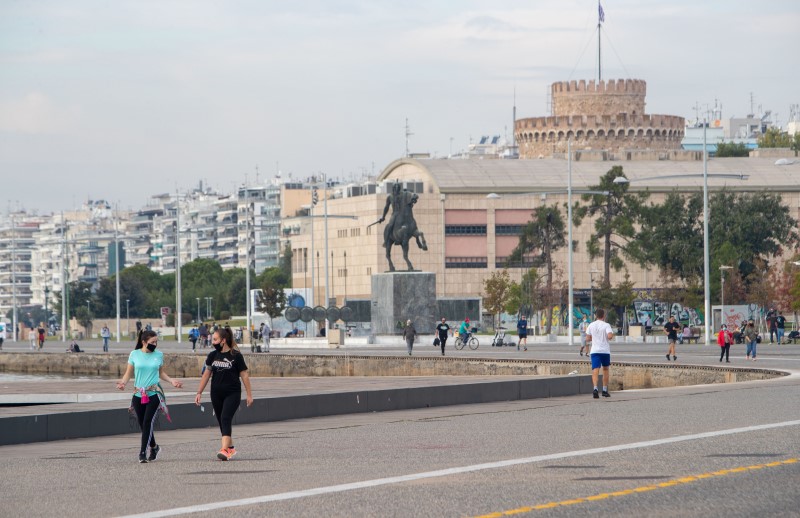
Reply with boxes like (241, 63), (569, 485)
(598, 1), (602, 82)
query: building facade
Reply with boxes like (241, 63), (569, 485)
(286, 156), (800, 316)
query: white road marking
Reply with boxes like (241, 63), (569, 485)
(118, 419), (800, 518)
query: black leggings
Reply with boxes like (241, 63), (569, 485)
(439, 335), (447, 354)
(131, 395), (160, 455)
(720, 344), (730, 361)
(211, 389), (241, 437)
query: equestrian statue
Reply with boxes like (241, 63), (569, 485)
(371, 181), (428, 271)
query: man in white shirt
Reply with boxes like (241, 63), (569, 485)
(585, 308), (614, 399)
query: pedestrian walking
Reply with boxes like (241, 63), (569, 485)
(643, 315), (652, 343)
(585, 308), (614, 399)
(664, 315), (680, 361)
(0, 323), (6, 350)
(199, 323), (209, 348)
(717, 324), (732, 362)
(403, 319), (417, 356)
(744, 319), (758, 361)
(101, 325), (111, 352)
(29, 327), (37, 350)
(767, 308), (777, 344)
(115, 330), (183, 463)
(37, 324), (46, 350)
(436, 318), (450, 356)
(517, 315), (528, 351)
(776, 311), (786, 344)
(195, 326), (254, 461)
(188, 326), (199, 352)
(578, 316), (589, 356)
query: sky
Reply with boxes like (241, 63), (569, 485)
(1, 0), (798, 214)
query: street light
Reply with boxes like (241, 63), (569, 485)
(720, 265), (732, 329)
(126, 299), (130, 337)
(42, 270), (50, 332)
(612, 126), (749, 345)
(196, 297), (201, 324)
(589, 268), (601, 319)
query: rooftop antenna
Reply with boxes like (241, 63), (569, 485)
(255, 164), (260, 185)
(405, 118), (413, 157)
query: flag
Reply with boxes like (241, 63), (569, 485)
(599, 2), (605, 23)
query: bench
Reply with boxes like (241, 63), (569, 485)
(679, 328), (701, 344)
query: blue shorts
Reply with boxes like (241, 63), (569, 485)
(590, 353), (611, 369)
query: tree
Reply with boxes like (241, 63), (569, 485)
(574, 166), (649, 285)
(510, 204), (568, 334)
(222, 268), (247, 316)
(715, 141), (750, 157)
(758, 127), (793, 148)
(74, 306), (93, 337)
(279, 242), (293, 288)
(505, 268), (542, 319)
(708, 190), (799, 288)
(635, 189), (798, 293)
(256, 266), (291, 291)
(483, 270), (512, 331)
(256, 284), (287, 325)
(612, 273), (638, 332)
(634, 191), (704, 285)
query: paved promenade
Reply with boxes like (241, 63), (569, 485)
(0, 338), (798, 517)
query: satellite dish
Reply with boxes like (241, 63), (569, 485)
(285, 307), (300, 323)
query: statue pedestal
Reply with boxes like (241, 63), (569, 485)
(371, 272), (436, 335)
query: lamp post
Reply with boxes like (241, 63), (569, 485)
(244, 203), (251, 341)
(10, 213), (18, 342)
(43, 271), (50, 332)
(613, 166), (748, 344)
(589, 268), (600, 319)
(205, 297), (213, 320)
(114, 211), (121, 343)
(175, 193), (182, 343)
(343, 251), (347, 304)
(196, 297), (201, 324)
(720, 265), (732, 329)
(126, 299), (130, 337)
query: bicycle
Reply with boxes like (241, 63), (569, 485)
(454, 333), (479, 350)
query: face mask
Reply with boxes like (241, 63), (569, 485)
(213, 343), (222, 352)
(146, 343), (157, 352)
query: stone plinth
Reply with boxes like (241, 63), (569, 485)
(371, 272), (436, 335)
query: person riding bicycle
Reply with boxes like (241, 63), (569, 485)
(459, 318), (471, 345)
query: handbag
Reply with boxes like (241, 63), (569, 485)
(433, 337), (440, 346)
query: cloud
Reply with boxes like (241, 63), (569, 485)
(0, 93), (82, 134)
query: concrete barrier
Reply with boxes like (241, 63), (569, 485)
(0, 375), (593, 446)
(0, 353), (786, 389)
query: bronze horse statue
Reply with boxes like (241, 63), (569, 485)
(378, 182), (428, 271)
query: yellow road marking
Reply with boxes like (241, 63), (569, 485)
(473, 457), (798, 518)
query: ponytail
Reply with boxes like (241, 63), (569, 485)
(135, 329), (158, 350)
(219, 326), (241, 355)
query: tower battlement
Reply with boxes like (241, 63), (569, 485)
(551, 78), (647, 96)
